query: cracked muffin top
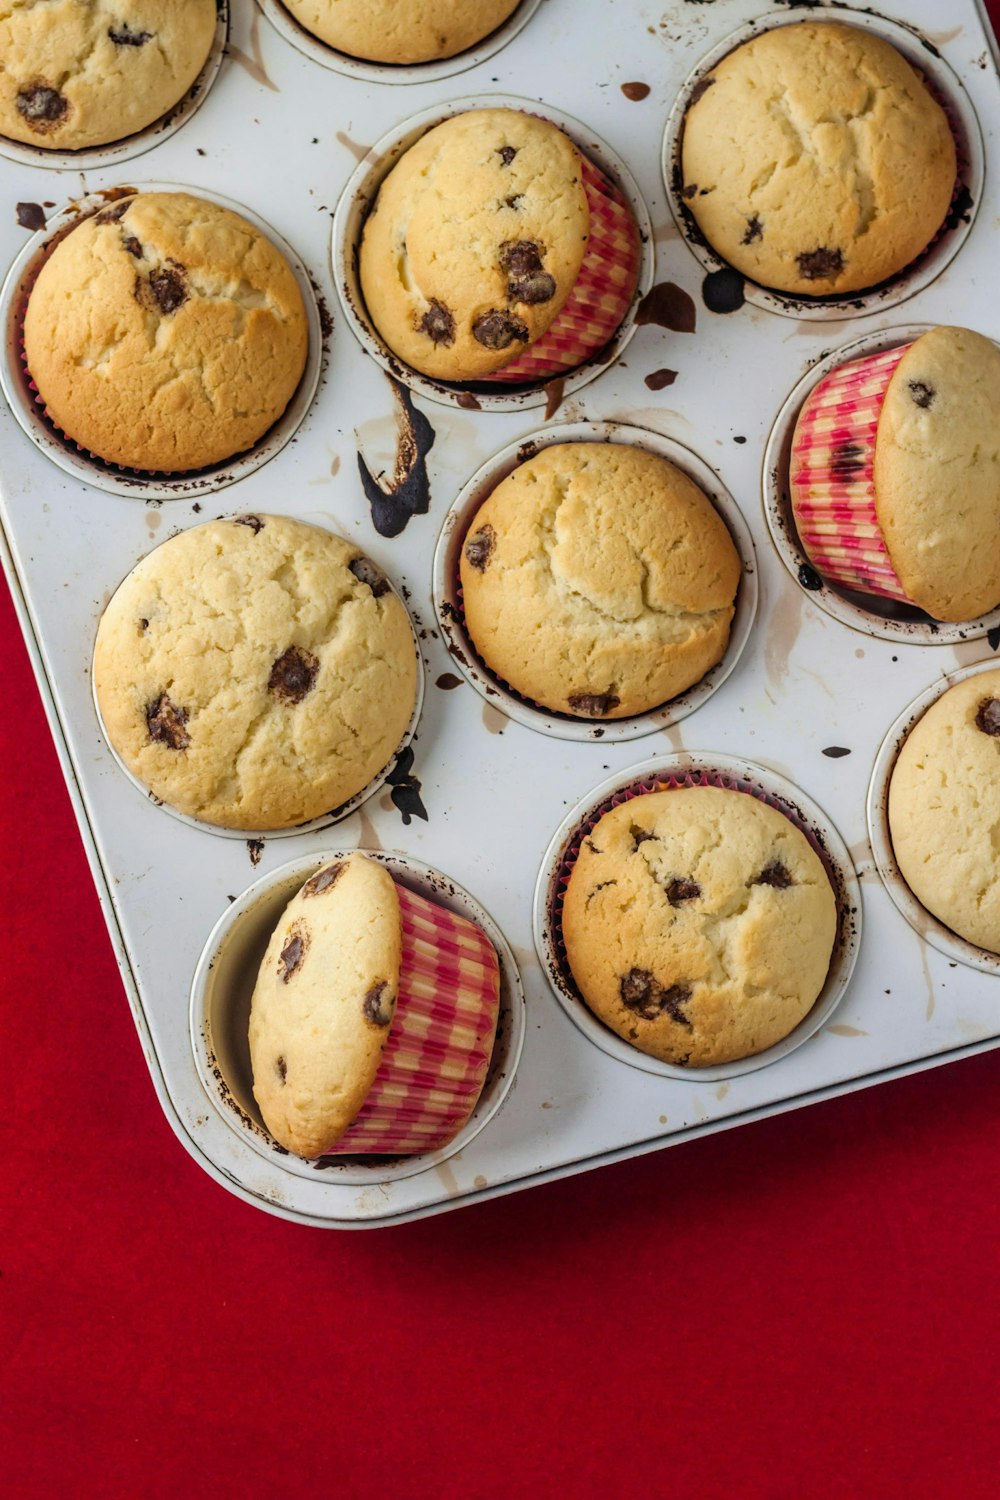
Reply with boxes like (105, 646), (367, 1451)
(0, 0), (217, 151)
(680, 21), (956, 296)
(93, 516), (418, 830)
(562, 787), (838, 1067)
(359, 108), (590, 381)
(889, 670), (1000, 955)
(459, 443), (742, 719)
(283, 0), (521, 64)
(23, 192), (308, 472)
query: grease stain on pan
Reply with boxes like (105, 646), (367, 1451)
(764, 585), (807, 696)
(228, 9), (278, 92)
(482, 702), (508, 736)
(357, 376), (436, 538)
(354, 802), (383, 851)
(336, 130), (372, 163)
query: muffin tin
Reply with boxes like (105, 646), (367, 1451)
(1, 0), (999, 1228)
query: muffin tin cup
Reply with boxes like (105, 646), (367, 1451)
(431, 421), (758, 742)
(0, 181), (325, 501)
(0, 2), (229, 173)
(90, 532), (426, 840)
(867, 660), (1000, 977)
(256, 0), (543, 85)
(190, 850), (526, 1185)
(763, 323), (1000, 646)
(331, 95), (654, 412)
(533, 753), (862, 1083)
(661, 9), (985, 322)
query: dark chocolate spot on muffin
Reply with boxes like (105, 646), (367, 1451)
(682, 184), (699, 200)
(275, 1056), (287, 1084)
(15, 85), (68, 130)
(419, 299), (456, 346)
(666, 879), (701, 906)
(234, 514), (265, 533)
(505, 195), (523, 210)
(498, 146), (518, 165)
(831, 441), (865, 476)
(136, 264), (188, 315)
(278, 922), (308, 983)
(907, 380), (936, 410)
(975, 697), (1000, 736)
(146, 693), (190, 750)
(755, 862), (794, 889)
(567, 691), (621, 717)
(797, 247), (844, 281)
(122, 236), (143, 258)
(499, 240), (544, 276)
(138, 618), (149, 633)
(464, 524), (496, 573)
(509, 270), (557, 305)
(96, 201), (131, 225)
(742, 216), (763, 245)
(631, 825), (655, 850)
(302, 863), (345, 898)
(268, 646), (320, 705)
(619, 968), (693, 1026)
(586, 880), (618, 905)
(688, 77), (716, 107)
(472, 310), (529, 350)
(362, 981), (393, 1027)
(108, 24), (153, 46)
(348, 555), (390, 597)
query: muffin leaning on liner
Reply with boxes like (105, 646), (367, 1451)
(790, 327), (1000, 621)
(282, 0), (521, 64)
(459, 443), (742, 719)
(250, 853), (501, 1159)
(680, 21), (957, 296)
(93, 516), (418, 831)
(0, 0), (217, 151)
(23, 192), (308, 473)
(359, 107), (640, 384)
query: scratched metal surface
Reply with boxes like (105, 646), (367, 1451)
(1, 0), (998, 1227)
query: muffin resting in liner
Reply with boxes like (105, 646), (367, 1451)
(281, 0), (522, 65)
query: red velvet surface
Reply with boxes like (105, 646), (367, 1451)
(4, 12), (1000, 1494)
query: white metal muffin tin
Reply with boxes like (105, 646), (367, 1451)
(1, 0), (998, 1228)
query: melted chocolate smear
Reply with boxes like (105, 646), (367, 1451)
(797, 247), (844, 281)
(755, 862), (793, 889)
(436, 672), (463, 691)
(742, 216), (763, 245)
(510, 270), (556, 305)
(987, 626), (1000, 652)
(420, 299), (455, 346)
(234, 514), (265, 534)
(138, 618), (149, 633)
(15, 85), (68, 130)
(357, 377), (436, 540)
(498, 146), (518, 165)
(682, 184), (699, 200)
(975, 698), (1000, 736)
(123, 236), (143, 259)
(456, 392), (482, 410)
(108, 24), (152, 45)
(702, 268), (745, 314)
(302, 862), (345, 898)
(943, 183), (974, 232)
(16, 202), (45, 231)
(666, 879), (701, 906)
(831, 441), (865, 476)
(348, 555), (390, 597)
(688, 76), (716, 108)
(473, 309), (529, 350)
(636, 282), (696, 333)
(275, 1056), (287, 1084)
(798, 563), (823, 592)
(822, 746), (852, 759)
(645, 368), (678, 391)
(146, 693), (190, 750)
(95, 201), (131, 225)
(631, 825), (655, 851)
(362, 981), (393, 1028)
(544, 377), (565, 421)
(567, 691), (621, 717)
(136, 265), (187, 315)
(278, 923), (308, 983)
(464, 524), (496, 573)
(619, 968), (693, 1027)
(907, 380), (935, 410)
(385, 746), (428, 826)
(622, 82), (651, 102)
(247, 839), (264, 867)
(268, 646), (319, 705)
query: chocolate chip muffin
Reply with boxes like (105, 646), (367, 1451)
(0, 1), (217, 151)
(459, 443), (742, 719)
(889, 670), (1000, 954)
(23, 192), (308, 472)
(562, 787), (838, 1066)
(93, 517), (419, 830)
(680, 21), (956, 295)
(283, 0), (521, 63)
(359, 108), (591, 380)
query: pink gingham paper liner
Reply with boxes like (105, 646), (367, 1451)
(789, 344), (917, 603)
(480, 154), (641, 383)
(332, 882), (501, 1155)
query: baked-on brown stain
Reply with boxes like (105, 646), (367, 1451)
(644, 368), (677, 391)
(621, 82), (651, 101)
(16, 202), (46, 231)
(635, 282), (696, 333)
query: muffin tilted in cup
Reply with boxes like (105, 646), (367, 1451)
(359, 108), (640, 384)
(282, 0), (521, 64)
(680, 21), (956, 296)
(249, 853), (501, 1158)
(93, 516), (418, 831)
(23, 192), (308, 473)
(459, 443), (742, 719)
(790, 327), (1000, 620)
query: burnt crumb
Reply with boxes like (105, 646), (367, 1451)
(348, 555), (390, 597)
(16, 202), (46, 231)
(630, 825), (655, 851)
(798, 563), (823, 592)
(268, 646), (320, 705)
(95, 201), (131, 225)
(742, 216), (763, 245)
(499, 241), (556, 303)
(135, 264), (188, 315)
(831, 441), (865, 476)
(302, 862), (345, 898)
(15, 85), (68, 130)
(278, 922), (309, 983)
(688, 77), (716, 107)
(797, 247), (844, 281)
(275, 1056), (287, 1085)
(385, 747), (427, 826)
(567, 691), (621, 717)
(472, 309), (529, 350)
(666, 879), (701, 906)
(975, 697), (1000, 736)
(682, 184), (699, 200)
(755, 862), (793, 889)
(619, 968), (693, 1027)
(234, 514), (265, 533)
(586, 880), (618, 904)
(419, 299), (455, 346)
(907, 380), (936, 410)
(108, 24), (153, 45)
(146, 693), (190, 750)
(464, 524), (496, 573)
(247, 838), (264, 867)
(362, 981), (393, 1027)
(122, 235), (143, 258)
(498, 145), (518, 165)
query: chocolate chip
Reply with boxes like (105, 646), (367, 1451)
(138, 618), (149, 633)
(975, 698), (1000, 736)
(907, 380), (936, 410)
(619, 968), (693, 1026)
(146, 693), (190, 750)
(755, 863), (793, 889)
(275, 1056), (287, 1084)
(689, 77), (716, 107)
(472, 310), (529, 350)
(498, 146), (518, 165)
(278, 922), (308, 983)
(348, 555), (390, 597)
(742, 216), (763, 245)
(95, 201), (131, 225)
(682, 184), (699, 200)
(302, 863), (345, 898)
(362, 981), (393, 1027)
(567, 691), (621, 717)
(509, 271), (556, 305)
(586, 879), (618, 904)
(122, 236), (143, 258)
(135, 264), (188, 315)
(234, 514), (264, 533)
(267, 646), (319, 705)
(15, 85), (68, 130)
(630, 825), (655, 850)
(419, 299), (455, 346)
(499, 242), (557, 303)
(797, 248), (844, 281)
(666, 879), (701, 906)
(108, 24), (153, 45)
(464, 524), (496, 573)
(831, 441), (865, 476)
(505, 195), (523, 210)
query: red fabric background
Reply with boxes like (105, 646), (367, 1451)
(3, 14), (1000, 1494)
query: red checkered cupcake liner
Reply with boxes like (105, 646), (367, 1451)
(789, 344), (917, 603)
(480, 154), (641, 384)
(332, 882), (501, 1154)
